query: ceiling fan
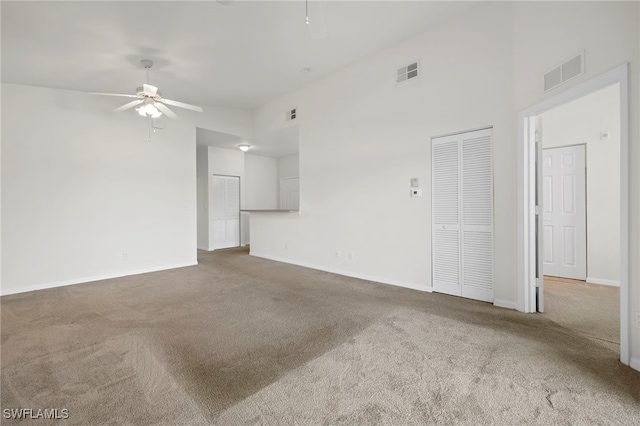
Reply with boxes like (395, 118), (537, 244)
(88, 59), (203, 120)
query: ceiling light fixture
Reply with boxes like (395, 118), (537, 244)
(239, 144), (250, 152)
(136, 103), (162, 118)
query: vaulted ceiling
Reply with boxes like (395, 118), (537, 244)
(2, 1), (479, 110)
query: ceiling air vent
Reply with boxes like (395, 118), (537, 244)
(544, 51), (585, 92)
(286, 108), (297, 121)
(397, 61), (419, 84)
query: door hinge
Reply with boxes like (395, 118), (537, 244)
(535, 277), (542, 288)
(535, 205), (541, 215)
(535, 131), (541, 144)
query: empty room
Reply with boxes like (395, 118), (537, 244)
(1, 1), (639, 424)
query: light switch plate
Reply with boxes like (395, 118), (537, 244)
(411, 178), (419, 188)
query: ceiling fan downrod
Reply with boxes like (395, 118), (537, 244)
(141, 59), (153, 84)
(305, 0), (310, 24)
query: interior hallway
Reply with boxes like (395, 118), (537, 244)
(543, 276), (619, 348)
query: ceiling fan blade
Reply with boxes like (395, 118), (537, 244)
(143, 84), (158, 97)
(161, 98), (203, 112)
(112, 99), (144, 113)
(155, 102), (179, 120)
(87, 92), (140, 98)
(307, 0), (327, 40)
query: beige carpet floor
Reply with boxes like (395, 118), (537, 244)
(1, 248), (638, 425)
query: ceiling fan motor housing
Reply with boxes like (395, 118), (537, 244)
(136, 87), (162, 100)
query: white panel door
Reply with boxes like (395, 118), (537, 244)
(211, 175), (240, 250)
(542, 145), (586, 280)
(432, 128), (493, 302)
(280, 177), (300, 210)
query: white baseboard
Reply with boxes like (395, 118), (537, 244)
(197, 245), (210, 251)
(586, 277), (620, 287)
(250, 252), (432, 293)
(630, 358), (640, 373)
(494, 299), (517, 310)
(0, 261), (198, 297)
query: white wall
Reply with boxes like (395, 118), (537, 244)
(196, 145), (209, 250)
(541, 84), (620, 285)
(196, 105), (253, 141)
(1, 83), (197, 295)
(512, 0), (639, 371)
(277, 154), (299, 179)
(277, 154), (299, 208)
(245, 155), (277, 210)
(243, 154), (278, 245)
(251, 2), (516, 295)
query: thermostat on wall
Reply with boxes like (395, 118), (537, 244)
(600, 130), (611, 141)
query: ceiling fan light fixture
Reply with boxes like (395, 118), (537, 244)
(137, 103), (162, 118)
(239, 144), (250, 152)
(88, 58), (202, 121)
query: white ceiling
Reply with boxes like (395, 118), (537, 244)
(197, 125), (299, 158)
(1, 1), (479, 110)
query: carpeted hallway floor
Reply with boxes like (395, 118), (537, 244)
(1, 247), (639, 425)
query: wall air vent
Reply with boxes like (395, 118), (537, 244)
(286, 108), (297, 121)
(397, 61), (419, 84)
(544, 51), (585, 92)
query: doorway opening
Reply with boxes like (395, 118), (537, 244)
(537, 84), (621, 352)
(517, 64), (629, 365)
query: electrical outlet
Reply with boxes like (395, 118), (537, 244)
(335, 249), (341, 258)
(122, 252), (128, 261)
(636, 312), (640, 328)
(348, 252), (354, 260)
(284, 243), (289, 250)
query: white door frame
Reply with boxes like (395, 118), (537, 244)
(517, 63), (629, 365)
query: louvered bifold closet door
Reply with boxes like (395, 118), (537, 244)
(225, 177), (240, 247)
(460, 129), (493, 302)
(432, 135), (461, 297)
(212, 175), (240, 250)
(431, 128), (493, 303)
(212, 176), (228, 249)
